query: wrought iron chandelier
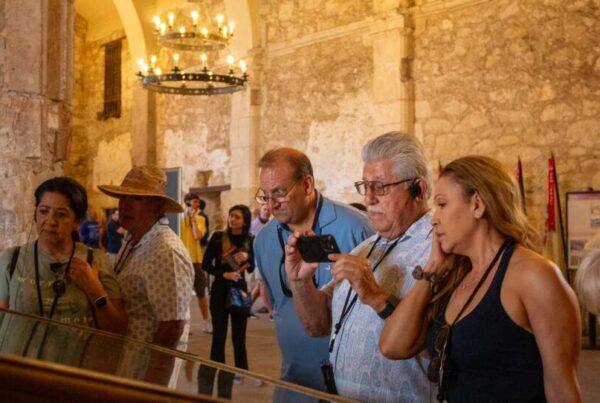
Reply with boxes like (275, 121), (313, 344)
(136, 3), (248, 96)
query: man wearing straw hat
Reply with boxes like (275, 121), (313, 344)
(99, 165), (193, 384)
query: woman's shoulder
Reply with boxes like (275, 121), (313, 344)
(507, 245), (568, 291)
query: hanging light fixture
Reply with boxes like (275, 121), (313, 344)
(136, 2), (248, 96)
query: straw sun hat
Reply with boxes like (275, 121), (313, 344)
(98, 166), (183, 213)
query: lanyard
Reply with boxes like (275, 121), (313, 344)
(276, 193), (324, 298)
(34, 240), (75, 319)
(329, 235), (400, 353)
(113, 238), (134, 274)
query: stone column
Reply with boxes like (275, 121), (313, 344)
(224, 48), (263, 210)
(371, 1), (414, 135)
(130, 85), (157, 166)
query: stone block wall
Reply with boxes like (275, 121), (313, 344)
(64, 18), (134, 215)
(0, 0), (74, 248)
(413, 0), (600, 235)
(261, 2), (378, 203)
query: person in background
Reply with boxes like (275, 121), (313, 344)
(181, 192), (212, 334)
(285, 132), (433, 402)
(575, 233), (600, 316)
(199, 199), (210, 248)
(379, 156), (581, 402)
(79, 209), (101, 249)
(199, 205), (255, 397)
(249, 204), (272, 319)
(253, 147), (374, 395)
(98, 166), (194, 385)
(104, 208), (125, 266)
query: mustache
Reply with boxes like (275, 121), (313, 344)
(367, 205), (385, 214)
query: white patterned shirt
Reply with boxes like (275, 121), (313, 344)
(115, 220), (194, 351)
(323, 212), (434, 403)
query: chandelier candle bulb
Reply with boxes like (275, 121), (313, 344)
(201, 53), (207, 66)
(201, 27), (208, 37)
(191, 11), (199, 28)
(216, 14), (224, 27)
(222, 26), (228, 38)
(227, 55), (234, 70)
(228, 21), (235, 34)
(173, 53), (180, 68)
(150, 55), (157, 67)
(168, 12), (174, 28)
(153, 16), (161, 30)
(154, 68), (162, 75)
(179, 26), (186, 34)
(160, 22), (167, 35)
(239, 60), (247, 73)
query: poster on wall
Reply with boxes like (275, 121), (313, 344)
(566, 191), (600, 270)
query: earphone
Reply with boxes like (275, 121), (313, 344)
(409, 179), (421, 199)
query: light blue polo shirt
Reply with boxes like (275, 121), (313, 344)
(254, 196), (373, 393)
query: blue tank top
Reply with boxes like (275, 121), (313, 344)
(427, 241), (546, 402)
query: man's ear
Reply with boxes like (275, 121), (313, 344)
(303, 175), (315, 196)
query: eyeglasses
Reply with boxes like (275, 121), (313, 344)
(255, 180), (299, 205)
(354, 178), (415, 196)
(49, 263), (67, 297)
(427, 324), (450, 401)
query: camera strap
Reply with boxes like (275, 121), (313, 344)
(276, 193), (324, 297)
(329, 235), (399, 353)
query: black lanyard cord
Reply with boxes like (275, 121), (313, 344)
(277, 193), (324, 298)
(113, 238), (134, 274)
(329, 235), (400, 353)
(34, 240), (75, 319)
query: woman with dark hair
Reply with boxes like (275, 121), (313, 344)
(379, 156), (581, 403)
(201, 205), (254, 390)
(0, 177), (128, 340)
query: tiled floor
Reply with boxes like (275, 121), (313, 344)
(186, 298), (600, 402)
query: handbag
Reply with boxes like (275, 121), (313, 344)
(226, 286), (252, 316)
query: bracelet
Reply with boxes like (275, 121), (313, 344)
(411, 265), (437, 285)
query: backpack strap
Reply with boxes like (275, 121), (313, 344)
(9, 246), (21, 279)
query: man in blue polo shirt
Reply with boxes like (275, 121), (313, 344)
(254, 148), (373, 396)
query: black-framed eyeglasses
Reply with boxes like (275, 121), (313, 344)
(427, 324), (450, 401)
(255, 179), (300, 204)
(354, 178), (415, 196)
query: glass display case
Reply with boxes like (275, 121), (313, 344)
(0, 308), (354, 402)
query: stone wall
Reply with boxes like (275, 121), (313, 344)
(0, 0), (74, 248)
(64, 18), (134, 215)
(413, 0), (600, 235)
(261, 3), (378, 203)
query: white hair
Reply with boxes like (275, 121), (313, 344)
(575, 233), (600, 315)
(361, 131), (432, 198)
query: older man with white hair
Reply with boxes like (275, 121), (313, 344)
(285, 132), (434, 402)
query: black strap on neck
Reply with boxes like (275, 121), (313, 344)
(277, 193), (324, 298)
(113, 238), (133, 274)
(449, 239), (512, 326)
(329, 235), (400, 353)
(34, 240), (76, 319)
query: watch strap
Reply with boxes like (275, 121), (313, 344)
(94, 295), (108, 309)
(377, 295), (399, 320)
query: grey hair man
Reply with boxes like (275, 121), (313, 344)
(285, 132), (434, 402)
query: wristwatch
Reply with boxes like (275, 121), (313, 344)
(94, 295), (108, 309)
(377, 295), (399, 320)
(412, 265), (437, 285)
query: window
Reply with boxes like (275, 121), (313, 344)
(97, 40), (121, 120)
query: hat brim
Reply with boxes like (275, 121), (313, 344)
(98, 185), (184, 214)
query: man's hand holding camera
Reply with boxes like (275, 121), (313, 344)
(285, 231), (320, 284)
(329, 253), (388, 313)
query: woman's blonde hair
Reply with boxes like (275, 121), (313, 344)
(575, 234), (600, 315)
(429, 156), (539, 317)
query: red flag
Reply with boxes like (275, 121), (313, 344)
(516, 157), (527, 215)
(543, 154), (566, 277)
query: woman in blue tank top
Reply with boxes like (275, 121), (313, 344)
(379, 156), (581, 402)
